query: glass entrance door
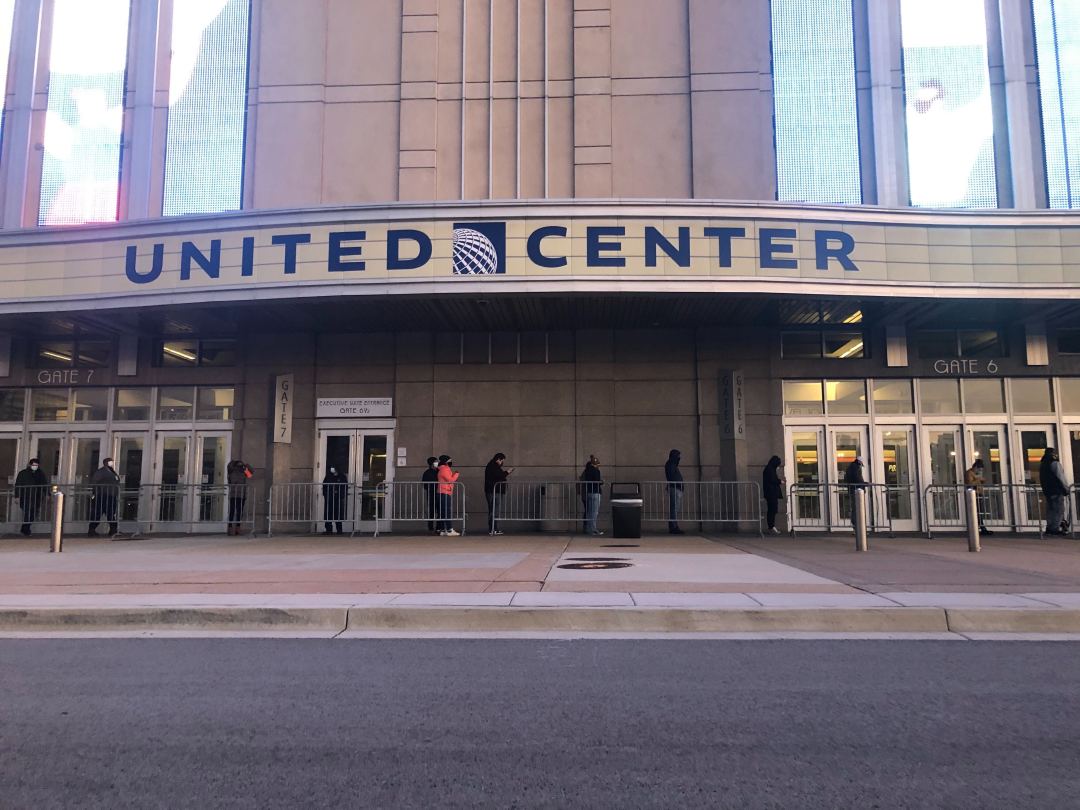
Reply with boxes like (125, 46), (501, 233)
(0, 436), (20, 527)
(828, 426), (868, 527)
(967, 426), (1009, 526)
(68, 433), (106, 527)
(153, 433), (190, 529)
(788, 429), (824, 525)
(1015, 425), (1056, 530)
(113, 434), (147, 524)
(316, 427), (394, 532)
(923, 426), (962, 524)
(30, 434), (65, 484)
(875, 426), (918, 532)
(195, 432), (230, 528)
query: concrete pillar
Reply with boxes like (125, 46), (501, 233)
(1, 0), (44, 229)
(998, 0), (1046, 209)
(867, 0), (906, 207)
(122, 0), (164, 220)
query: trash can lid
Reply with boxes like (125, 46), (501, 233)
(611, 498), (643, 505)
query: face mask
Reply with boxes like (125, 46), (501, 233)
(105, 461), (114, 468)
(329, 467), (336, 474)
(30, 464), (39, 471)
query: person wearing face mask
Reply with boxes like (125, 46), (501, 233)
(15, 458), (49, 537)
(422, 457), (440, 533)
(322, 465), (349, 535)
(437, 455), (461, 536)
(226, 460), (253, 535)
(88, 457), (121, 537)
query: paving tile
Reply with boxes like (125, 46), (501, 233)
(879, 592), (1047, 608)
(547, 553), (838, 585)
(629, 593), (760, 608)
(1017, 593), (1080, 608)
(747, 593), (900, 608)
(389, 593), (514, 606)
(511, 592), (635, 607)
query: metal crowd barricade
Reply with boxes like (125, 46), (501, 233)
(267, 482), (364, 537)
(788, 482), (895, 535)
(493, 481), (596, 532)
(2, 482), (259, 537)
(923, 483), (1050, 538)
(2, 484), (60, 536)
(374, 481), (465, 537)
(640, 481), (763, 536)
(124, 483), (258, 536)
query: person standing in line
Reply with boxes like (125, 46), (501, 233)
(964, 458), (993, 535)
(322, 465), (348, 535)
(437, 455), (461, 537)
(484, 453), (512, 536)
(422, 457), (440, 534)
(580, 455), (604, 536)
(226, 460), (253, 536)
(762, 455), (785, 535)
(1039, 448), (1070, 535)
(15, 458), (48, 537)
(665, 449), (685, 535)
(88, 457), (120, 537)
(843, 456), (866, 529)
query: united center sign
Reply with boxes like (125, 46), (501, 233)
(1, 201), (1078, 311)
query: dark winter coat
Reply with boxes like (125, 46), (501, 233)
(843, 460), (866, 489)
(762, 456), (784, 500)
(1040, 454), (1069, 497)
(322, 470), (348, 519)
(90, 466), (120, 497)
(15, 467), (48, 508)
(664, 450), (684, 491)
(579, 463), (603, 495)
(227, 462), (252, 487)
(484, 460), (509, 496)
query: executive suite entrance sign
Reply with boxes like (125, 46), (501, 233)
(1, 201), (1079, 312)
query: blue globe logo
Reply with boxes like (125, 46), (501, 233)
(452, 228), (499, 275)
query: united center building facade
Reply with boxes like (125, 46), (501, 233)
(0, 0), (1078, 534)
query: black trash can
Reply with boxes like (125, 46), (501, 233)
(610, 482), (643, 539)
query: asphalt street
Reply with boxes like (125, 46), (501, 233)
(2, 640), (1079, 809)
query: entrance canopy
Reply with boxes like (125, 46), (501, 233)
(1, 199), (1078, 315)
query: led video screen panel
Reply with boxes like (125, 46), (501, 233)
(1034, 0), (1080, 209)
(771, 0), (862, 204)
(38, 0), (132, 226)
(900, 0), (997, 208)
(163, 0), (251, 217)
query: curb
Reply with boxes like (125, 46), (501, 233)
(2, 606), (1080, 634)
(344, 607), (951, 633)
(0, 607), (348, 631)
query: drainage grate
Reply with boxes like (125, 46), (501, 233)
(600, 544), (639, 548)
(557, 562), (634, 570)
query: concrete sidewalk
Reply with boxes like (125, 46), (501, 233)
(2, 532), (1080, 635)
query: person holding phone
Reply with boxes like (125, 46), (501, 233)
(484, 453), (513, 536)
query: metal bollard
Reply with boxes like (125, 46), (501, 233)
(853, 488), (868, 552)
(964, 487), (981, 553)
(50, 485), (64, 553)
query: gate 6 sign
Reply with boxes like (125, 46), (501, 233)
(932, 359), (999, 375)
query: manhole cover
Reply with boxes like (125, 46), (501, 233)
(601, 544), (639, 548)
(557, 562), (634, 570)
(567, 556), (629, 562)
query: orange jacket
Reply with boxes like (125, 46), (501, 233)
(437, 464), (459, 495)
